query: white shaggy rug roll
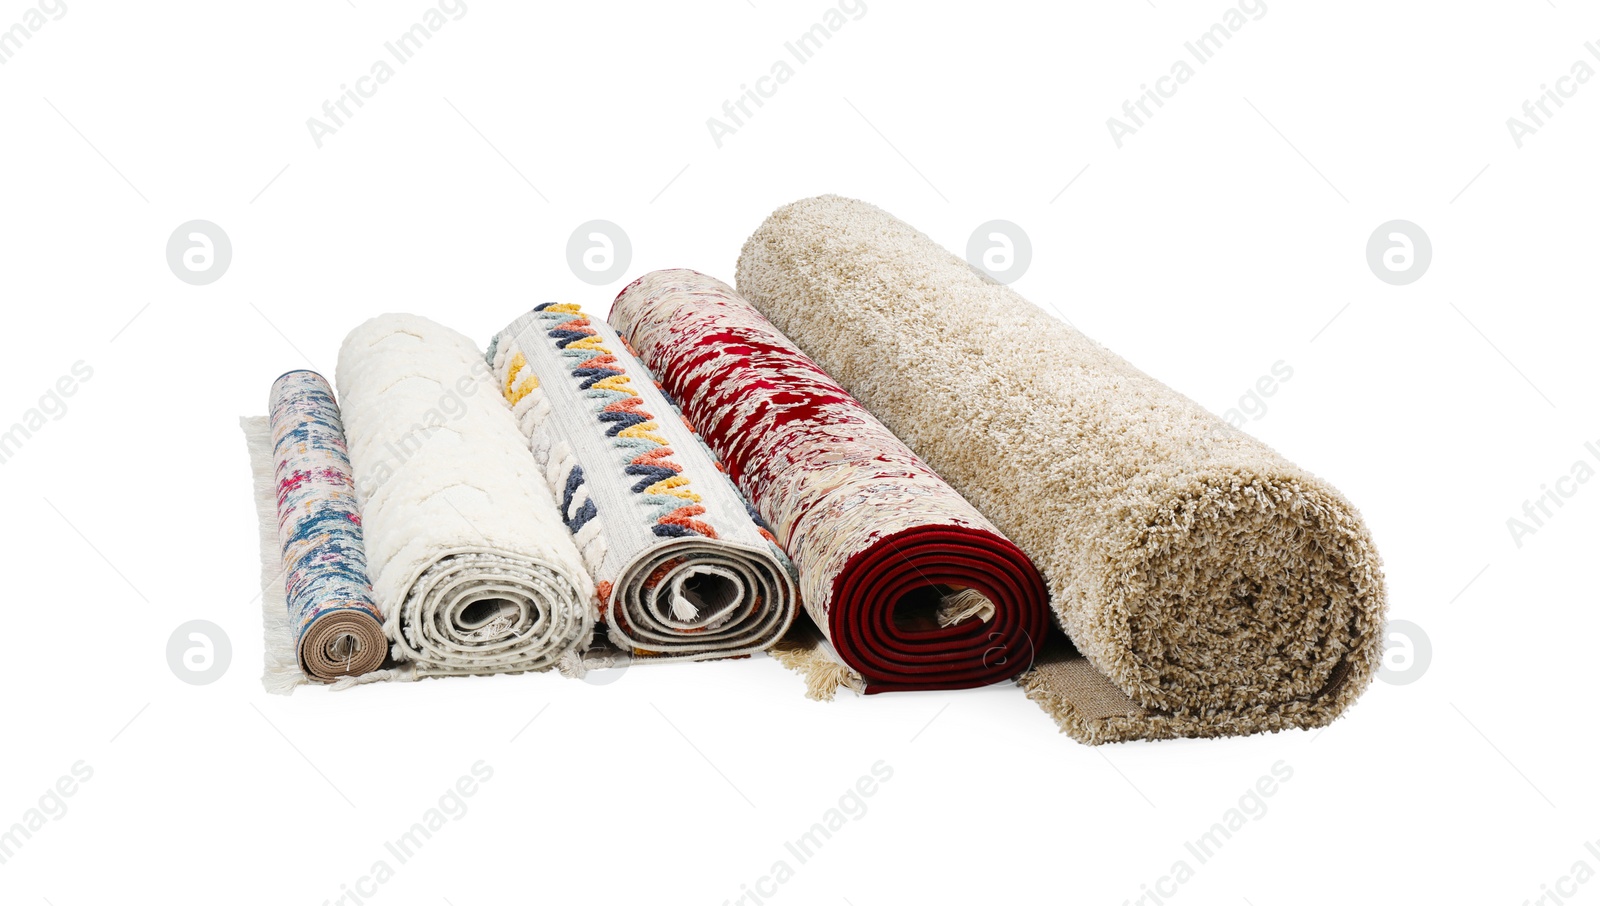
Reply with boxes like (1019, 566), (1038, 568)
(735, 195), (1388, 744)
(336, 314), (594, 676)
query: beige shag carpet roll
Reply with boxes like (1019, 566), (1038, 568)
(735, 195), (1388, 744)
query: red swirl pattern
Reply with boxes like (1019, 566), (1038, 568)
(609, 269), (1049, 692)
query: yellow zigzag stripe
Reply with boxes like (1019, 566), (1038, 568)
(592, 375), (635, 395)
(504, 352), (526, 395)
(503, 352), (539, 406)
(643, 475), (702, 502)
(544, 303), (713, 535)
(618, 423), (667, 444)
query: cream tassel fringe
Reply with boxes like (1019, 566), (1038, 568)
(936, 587), (996, 628)
(769, 620), (865, 701)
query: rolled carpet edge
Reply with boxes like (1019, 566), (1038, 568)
(266, 370), (390, 683)
(609, 268), (1053, 693)
(735, 194), (1388, 743)
(1077, 467), (1384, 715)
(336, 314), (596, 677)
(828, 522), (1048, 693)
(486, 304), (799, 663)
(242, 415), (411, 692)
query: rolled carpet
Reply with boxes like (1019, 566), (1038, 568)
(610, 270), (1050, 693)
(488, 304), (798, 663)
(336, 314), (594, 677)
(266, 370), (388, 682)
(735, 195), (1388, 743)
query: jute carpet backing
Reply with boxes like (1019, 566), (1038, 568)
(734, 195), (1388, 743)
(610, 269), (1050, 693)
(487, 303), (798, 663)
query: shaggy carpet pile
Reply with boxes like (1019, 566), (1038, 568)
(610, 269), (1050, 694)
(734, 195), (1388, 743)
(486, 303), (798, 663)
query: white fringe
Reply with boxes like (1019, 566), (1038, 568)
(936, 587), (997, 627)
(243, 416), (307, 695)
(770, 621), (865, 702)
(671, 592), (700, 622)
(556, 640), (632, 679)
(247, 415), (417, 693)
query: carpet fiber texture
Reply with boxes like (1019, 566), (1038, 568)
(336, 314), (594, 677)
(734, 195), (1388, 743)
(486, 303), (798, 663)
(265, 370), (388, 682)
(610, 269), (1050, 693)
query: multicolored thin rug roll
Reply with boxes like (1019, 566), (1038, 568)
(487, 304), (798, 663)
(610, 270), (1050, 693)
(734, 194), (1389, 744)
(336, 314), (595, 677)
(267, 371), (388, 682)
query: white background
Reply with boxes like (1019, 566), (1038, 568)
(2, 1), (1596, 904)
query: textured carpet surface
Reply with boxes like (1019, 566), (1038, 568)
(265, 371), (388, 682)
(486, 303), (798, 662)
(735, 195), (1388, 743)
(610, 269), (1049, 693)
(336, 314), (594, 676)
(244, 416), (407, 693)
